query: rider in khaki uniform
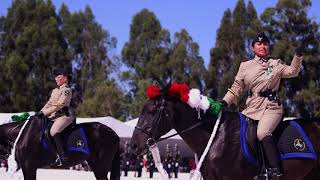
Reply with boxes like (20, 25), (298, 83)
(35, 68), (73, 166)
(221, 32), (303, 177)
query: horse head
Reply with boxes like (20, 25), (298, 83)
(0, 122), (18, 159)
(131, 83), (211, 156)
(0, 115), (40, 157)
(131, 93), (174, 155)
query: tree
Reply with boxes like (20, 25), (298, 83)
(206, 9), (232, 99)
(0, 1), (125, 119)
(261, 0), (320, 117)
(168, 29), (206, 90)
(0, 0), (69, 112)
(207, 0), (261, 104)
(76, 66), (126, 119)
(121, 9), (169, 118)
(59, 4), (124, 118)
(122, 9), (206, 118)
(245, 1), (263, 54)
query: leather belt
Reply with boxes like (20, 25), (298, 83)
(248, 89), (281, 105)
(56, 106), (70, 116)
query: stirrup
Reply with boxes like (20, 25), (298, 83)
(269, 168), (282, 177)
(253, 168), (267, 180)
(51, 155), (63, 166)
(253, 175), (266, 180)
(52, 154), (68, 167)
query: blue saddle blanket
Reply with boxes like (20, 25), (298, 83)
(41, 124), (90, 156)
(239, 113), (317, 165)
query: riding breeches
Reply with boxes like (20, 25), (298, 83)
(50, 116), (74, 136)
(257, 113), (282, 140)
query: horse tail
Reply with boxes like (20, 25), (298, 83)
(110, 144), (121, 180)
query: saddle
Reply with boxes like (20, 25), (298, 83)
(239, 113), (317, 166)
(40, 118), (90, 157)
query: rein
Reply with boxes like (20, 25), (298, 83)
(7, 117), (31, 176)
(157, 121), (205, 142)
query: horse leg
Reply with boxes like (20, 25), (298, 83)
(303, 166), (320, 180)
(21, 166), (37, 180)
(87, 158), (111, 180)
(280, 159), (314, 180)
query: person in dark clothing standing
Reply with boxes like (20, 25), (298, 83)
(147, 152), (155, 178)
(173, 144), (180, 178)
(135, 155), (144, 178)
(172, 157), (180, 178)
(122, 141), (130, 176)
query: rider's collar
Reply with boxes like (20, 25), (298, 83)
(58, 83), (68, 89)
(253, 55), (269, 64)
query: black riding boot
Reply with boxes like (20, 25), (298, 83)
(261, 135), (282, 179)
(52, 133), (68, 166)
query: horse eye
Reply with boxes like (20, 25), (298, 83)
(147, 105), (157, 112)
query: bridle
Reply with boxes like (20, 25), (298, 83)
(0, 153), (9, 160)
(135, 98), (166, 146)
(134, 98), (205, 147)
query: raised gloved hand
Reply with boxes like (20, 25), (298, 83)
(207, 98), (228, 116)
(34, 111), (44, 119)
(295, 46), (304, 57)
(219, 100), (228, 109)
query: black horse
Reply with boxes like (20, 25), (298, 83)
(130, 87), (320, 180)
(0, 115), (120, 180)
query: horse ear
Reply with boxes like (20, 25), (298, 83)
(160, 82), (172, 97)
(152, 80), (165, 89)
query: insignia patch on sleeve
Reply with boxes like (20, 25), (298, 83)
(64, 89), (71, 96)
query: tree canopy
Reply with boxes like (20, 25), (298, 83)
(1, 0), (319, 119)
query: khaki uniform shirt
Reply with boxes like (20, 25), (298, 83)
(41, 83), (72, 118)
(223, 55), (303, 120)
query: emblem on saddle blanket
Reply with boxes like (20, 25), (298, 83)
(41, 127), (90, 155)
(239, 113), (317, 165)
(76, 140), (85, 148)
(294, 139), (306, 151)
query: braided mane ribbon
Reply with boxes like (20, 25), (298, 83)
(146, 85), (161, 99)
(168, 83), (190, 103)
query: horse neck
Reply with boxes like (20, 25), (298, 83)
(172, 103), (214, 155)
(0, 121), (24, 144)
(0, 119), (41, 150)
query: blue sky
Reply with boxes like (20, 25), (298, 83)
(1, 0), (319, 66)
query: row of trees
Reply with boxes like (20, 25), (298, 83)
(0, 0), (319, 120)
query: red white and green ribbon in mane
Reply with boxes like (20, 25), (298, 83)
(146, 83), (222, 116)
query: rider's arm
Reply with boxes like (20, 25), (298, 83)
(222, 62), (245, 106)
(279, 54), (303, 78)
(40, 90), (53, 111)
(42, 88), (72, 116)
